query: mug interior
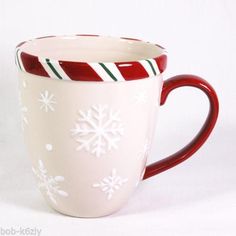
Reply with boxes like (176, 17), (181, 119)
(19, 35), (164, 63)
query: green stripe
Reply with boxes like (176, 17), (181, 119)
(146, 59), (156, 76)
(99, 63), (118, 81)
(46, 58), (62, 79)
(16, 49), (22, 70)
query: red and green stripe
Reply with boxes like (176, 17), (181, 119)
(15, 35), (167, 82)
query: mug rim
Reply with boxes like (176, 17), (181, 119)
(15, 34), (167, 82)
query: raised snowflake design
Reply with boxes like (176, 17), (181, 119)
(45, 144), (53, 151)
(93, 168), (128, 200)
(133, 90), (148, 104)
(32, 159), (68, 205)
(71, 104), (124, 157)
(38, 90), (56, 112)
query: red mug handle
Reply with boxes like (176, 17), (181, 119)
(143, 74), (219, 179)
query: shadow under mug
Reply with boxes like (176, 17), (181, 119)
(15, 35), (219, 217)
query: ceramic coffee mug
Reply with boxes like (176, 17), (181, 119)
(15, 35), (219, 217)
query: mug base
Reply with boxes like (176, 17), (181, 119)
(48, 203), (125, 218)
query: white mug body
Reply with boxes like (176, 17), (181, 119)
(18, 70), (162, 217)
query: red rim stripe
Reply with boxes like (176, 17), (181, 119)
(21, 52), (49, 77)
(59, 61), (103, 81)
(115, 62), (149, 80)
(15, 35), (167, 82)
(154, 54), (167, 73)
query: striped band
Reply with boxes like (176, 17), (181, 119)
(15, 35), (167, 82)
(15, 48), (25, 72)
(39, 58), (71, 80)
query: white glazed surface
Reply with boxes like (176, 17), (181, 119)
(19, 71), (162, 217)
(20, 35), (163, 62)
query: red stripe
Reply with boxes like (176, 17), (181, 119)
(59, 61), (103, 81)
(120, 37), (141, 41)
(21, 52), (49, 77)
(115, 62), (149, 80)
(155, 43), (165, 50)
(154, 55), (167, 73)
(16, 41), (26, 48)
(76, 34), (99, 37)
(36, 35), (55, 39)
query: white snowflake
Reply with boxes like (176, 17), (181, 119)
(19, 92), (28, 130)
(93, 168), (128, 200)
(45, 144), (53, 151)
(133, 90), (148, 104)
(32, 159), (68, 205)
(38, 90), (56, 112)
(71, 104), (124, 157)
(139, 139), (150, 160)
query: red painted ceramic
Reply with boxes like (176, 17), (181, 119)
(144, 74), (219, 179)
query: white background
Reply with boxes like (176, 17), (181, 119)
(1, 0), (236, 235)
